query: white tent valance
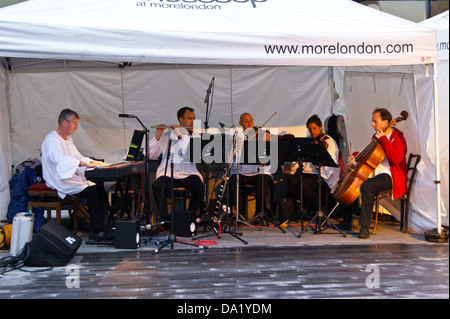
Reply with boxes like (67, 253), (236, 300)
(0, 0), (436, 66)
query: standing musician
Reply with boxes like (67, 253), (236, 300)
(229, 113), (274, 219)
(286, 114), (340, 218)
(149, 107), (204, 222)
(341, 108), (408, 238)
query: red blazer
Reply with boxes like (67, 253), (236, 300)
(375, 128), (408, 199)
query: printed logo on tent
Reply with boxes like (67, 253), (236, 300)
(136, 0), (268, 10)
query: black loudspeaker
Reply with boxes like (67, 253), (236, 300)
(173, 210), (197, 237)
(115, 220), (141, 249)
(20, 220), (82, 267)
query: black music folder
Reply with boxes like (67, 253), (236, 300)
(126, 129), (145, 161)
(278, 137), (337, 168)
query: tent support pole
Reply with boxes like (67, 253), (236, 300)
(432, 62), (442, 235)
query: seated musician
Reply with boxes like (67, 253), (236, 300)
(41, 108), (110, 240)
(286, 114), (340, 218)
(149, 107), (204, 222)
(341, 108), (407, 238)
(229, 112), (274, 219)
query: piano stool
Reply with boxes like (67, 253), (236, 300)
(27, 183), (81, 233)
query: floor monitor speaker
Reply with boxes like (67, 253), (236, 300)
(173, 210), (196, 237)
(115, 219), (140, 249)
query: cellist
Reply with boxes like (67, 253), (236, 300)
(340, 108), (408, 238)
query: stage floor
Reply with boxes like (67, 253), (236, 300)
(0, 219), (448, 301)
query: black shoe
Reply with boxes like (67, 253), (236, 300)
(358, 226), (370, 239)
(336, 221), (353, 231)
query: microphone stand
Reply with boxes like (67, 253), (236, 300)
(119, 114), (151, 224)
(200, 77), (214, 222)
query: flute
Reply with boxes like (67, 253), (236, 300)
(150, 124), (194, 129)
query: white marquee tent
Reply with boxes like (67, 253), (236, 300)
(0, 0), (444, 233)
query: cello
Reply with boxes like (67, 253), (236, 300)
(334, 111), (408, 206)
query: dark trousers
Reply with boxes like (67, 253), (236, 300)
(152, 175), (204, 220)
(359, 173), (393, 227)
(287, 173), (329, 215)
(229, 174), (273, 218)
(74, 185), (105, 232)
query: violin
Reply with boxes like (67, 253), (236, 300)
(317, 133), (329, 149)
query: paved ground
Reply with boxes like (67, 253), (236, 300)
(0, 219), (448, 304)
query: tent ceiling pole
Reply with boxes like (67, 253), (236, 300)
(120, 68), (127, 151)
(3, 60), (13, 177)
(229, 67), (234, 125)
(329, 66), (334, 108)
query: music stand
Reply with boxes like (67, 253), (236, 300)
(278, 137), (316, 230)
(285, 138), (346, 238)
(187, 133), (249, 244)
(239, 138), (286, 233)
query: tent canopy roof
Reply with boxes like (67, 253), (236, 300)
(0, 0), (437, 66)
(420, 10), (448, 61)
(420, 10), (449, 31)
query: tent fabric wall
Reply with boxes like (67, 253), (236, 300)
(419, 11), (449, 228)
(1, 63), (331, 220)
(6, 63), (331, 176)
(333, 64), (443, 232)
(0, 65), (12, 221)
(435, 60), (449, 226)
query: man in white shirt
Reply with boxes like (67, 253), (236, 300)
(149, 107), (204, 221)
(286, 114), (340, 217)
(41, 109), (109, 240)
(229, 113), (274, 219)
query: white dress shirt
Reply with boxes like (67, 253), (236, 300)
(230, 129), (273, 177)
(148, 129), (203, 181)
(372, 131), (392, 178)
(41, 130), (94, 198)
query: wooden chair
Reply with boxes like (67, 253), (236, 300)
(27, 183), (80, 233)
(373, 189), (391, 235)
(242, 184), (257, 219)
(400, 154), (421, 233)
(373, 153), (421, 234)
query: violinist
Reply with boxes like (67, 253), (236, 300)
(286, 114), (340, 218)
(149, 106), (204, 222)
(341, 108), (407, 238)
(229, 113), (274, 219)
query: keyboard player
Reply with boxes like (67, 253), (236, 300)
(149, 107), (204, 222)
(41, 109), (111, 241)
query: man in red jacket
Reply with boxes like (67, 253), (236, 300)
(346, 108), (408, 238)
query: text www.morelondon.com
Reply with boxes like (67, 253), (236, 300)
(264, 42), (414, 56)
